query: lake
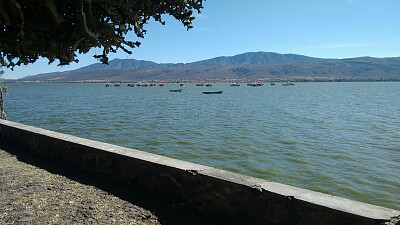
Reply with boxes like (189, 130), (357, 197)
(4, 82), (400, 210)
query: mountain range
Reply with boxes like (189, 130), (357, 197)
(19, 52), (400, 82)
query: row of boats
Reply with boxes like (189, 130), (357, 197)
(105, 81), (295, 95)
(106, 82), (165, 87)
(106, 81), (295, 87)
(105, 83), (120, 87)
(247, 81), (295, 86)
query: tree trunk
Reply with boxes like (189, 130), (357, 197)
(0, 87), (6, 120)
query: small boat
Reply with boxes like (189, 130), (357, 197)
(136, 82), (149, 87)
(114, 83), (121, 87)
(127, 83), (135, 87)
(282, 81), (295, 86)
(202, 91), (223, 94)
(270, 82), (276, 86)
(159, 83), (165, 86)
(248, 83), (258, 87)
(196, 83), (204, 86)
(169, 89), (183, 92)
(205, 83), (212, 87)
(230, 82), (240, 86)
(105, 83), (112, 87)
(149, 83), (156, 87)
(247, 81), (263, 87)
(180, 83), (185, 86)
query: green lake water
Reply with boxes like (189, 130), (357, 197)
(4, 82), (400, 210)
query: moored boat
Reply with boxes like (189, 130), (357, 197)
(230, 82), (240, 86)
(282, 81), (295, 86)
(169, 89), (183, 92)
(136, 82), (149, 87)
(202, 91), (223, 94)
(205, 83), (212, 87)
(127, 83), (135, 87)
(247, 81), (263, 87)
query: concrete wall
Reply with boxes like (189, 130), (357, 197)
(0, 120), (398, 225)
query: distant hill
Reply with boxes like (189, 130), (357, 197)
(76, 58), (180, 72)
(19, 52), (400, 82)
(185, 52), (321, 67)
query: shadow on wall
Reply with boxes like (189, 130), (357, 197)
(0, 143), (272, 225)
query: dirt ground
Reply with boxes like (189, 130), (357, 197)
(0, 145), (238, 225)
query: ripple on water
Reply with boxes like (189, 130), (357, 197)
(177, 140), (191, 145)
(286, 157), (311, 165)
(89, 127), (110, 133)
(152, 139), (163, 146)
(337, 186), (364, 198)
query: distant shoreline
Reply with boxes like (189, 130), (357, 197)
(2, 77), (400, 83)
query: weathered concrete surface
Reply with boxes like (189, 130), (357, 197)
(1, 120), (399, 225)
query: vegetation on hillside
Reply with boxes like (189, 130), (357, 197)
(18, 53), (400, 82)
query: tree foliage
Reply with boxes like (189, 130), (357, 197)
(0, 0), (203, 69)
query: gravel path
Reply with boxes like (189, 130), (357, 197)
(0, 147), (160, 224)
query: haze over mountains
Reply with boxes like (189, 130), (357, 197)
(19, 52), (400, 82)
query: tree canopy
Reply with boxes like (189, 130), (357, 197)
(0, 0), (203, 69)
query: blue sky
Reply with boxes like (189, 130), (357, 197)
(2, 0), (400, 79)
